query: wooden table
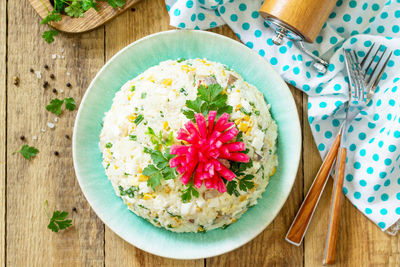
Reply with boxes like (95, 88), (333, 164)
(1, 0), (399, 266)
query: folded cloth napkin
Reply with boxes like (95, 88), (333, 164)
(165, 0), (400, 233)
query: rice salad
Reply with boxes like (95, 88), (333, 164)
(99, 58), (278, 233)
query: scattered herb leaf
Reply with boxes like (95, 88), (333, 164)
(181, 183), (199, 203)
(14, 145), (39, 160)
(44, 200), (72, 233)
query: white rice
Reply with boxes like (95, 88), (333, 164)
(100, 59), (278, 233)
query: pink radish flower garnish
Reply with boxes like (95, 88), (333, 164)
(169, 111), (249, 193)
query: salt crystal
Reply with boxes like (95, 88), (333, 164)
(59, 89), (64, 93)
(47, 122), (55, 129)
(35, 71), (41, 79)
(52, 54), (57, 59)
(54, 117), (58, 122)
(72, 43), (76, 47)
(32, 136), (37, 140)
(60, 48), (64, 53)
(61, 55), (65, 59)
(57, 55), (61, 59)
(41, 128), (46, 132)
(66, 72), (71, 76)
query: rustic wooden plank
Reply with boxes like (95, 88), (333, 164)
(28, 0), (142, 33)
(302, 94), (400, 266)
(6, 0), (105, 265)
(0, 0), (6, 264)
(207, 84), (304, 267)
(104, 0), (201, 266)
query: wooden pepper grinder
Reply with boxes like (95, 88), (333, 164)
(259, 0), (337, 73)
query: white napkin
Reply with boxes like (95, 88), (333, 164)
(165, 0), (400, 233)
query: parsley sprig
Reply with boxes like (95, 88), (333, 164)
(14, 145), (39, 160)
(44, 200), (72, 233)
(143, 148), (176, 190)
(183, 83), (233, 122)
(181, 183), (199, 203)
(46, 97), (76, 115)
(145, 127), (173, 150)
(39, 0), (126, 43)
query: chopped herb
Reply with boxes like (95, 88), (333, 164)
(240, 107), (251, 116)
(141, 92), (147, 99)
(119, 185), (139, 198)
(129, 135), (137, 141)
(167, 211), (182, 219)
(46, 97), (76, 115)
(183, 83), (233, 122)
(143, 148), (176, 190)
(167, 224), (173, 228)
(254, 110), (260, 116)
(222, 224), (232, 229)
(177, 58), (186, 63)
(130, 85), (136, 92)
(44, 200), (72, 233)
(180, 87), (188, 96)
(134, 114), (144, 125)
(197, 225), (207, 233)
(105, 142), (112, 148)
(160, 111), (165, 118)
(181, 183), (199, 203)
(14, 145), (39, 160)
(106, 163), (110, 169)
(138, 204), (148, 210)
(223, 65), (232, 71)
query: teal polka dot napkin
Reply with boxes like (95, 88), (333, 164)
(165, 0), (400, 233)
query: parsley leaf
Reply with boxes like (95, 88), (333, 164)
(65, 0), (85, 18)
(143, 148), (176, 190)
(107, 0), (126, 8)
(14, 145), (39, 160)
(41, 11), (62, 25)
(181, 183), (199, 203)
(183, 83), (233, 121)
(143, 165), (163, 189)
(64, 97), (76, 111)
(42, 29), (58, 43)
(238, 175), (255, 191)
(226, 180), (240, 197)
(129, 135), (137, 141)
(145, 127), (174, 150)
(44, 200), (72, 233)
(46, 97), (76, 115)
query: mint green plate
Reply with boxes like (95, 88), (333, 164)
(73, 30), (301, 259)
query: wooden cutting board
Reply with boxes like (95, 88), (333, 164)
(28, 0), (141, 33)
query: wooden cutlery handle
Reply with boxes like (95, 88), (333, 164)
(323, 147), (347, 265)
(285, 133), (341, 246)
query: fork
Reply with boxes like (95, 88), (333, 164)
(323, 46), (392, 265)
(285, 44), (386, 247)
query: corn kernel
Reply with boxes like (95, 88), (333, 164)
(147, 75), (155, 82)
(162, 78), (173, 86)
(127, 114), (137, 123)
(173, 89), (179, 96)
(139, 174), (148, 182)
(243, 115), (250, 121)
(114, 165), (119, 170)
(271, 166), (276, 176)
(239, 122), (249, 132)
(143, 193), (156, 200)
(222, 69), (226, 76)
(164, 186), (171, 194)
(235, 104), (242, 111)
(234, 119), (241, 125)
(245, 127), (252, 136)
(181, 65), (195, 73)
(127, 92), (135, 101)
(239, 195), (247, 202)
(196, 206), (202, 212)
(138, 166), (143, 173)
(163, 121), (170, 131)
(232, 218), (237, 223)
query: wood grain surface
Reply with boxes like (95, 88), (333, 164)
(28, 0), (141, 33)
(1, 0), (399, 266)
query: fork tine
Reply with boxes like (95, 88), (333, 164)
(360, 43), (375, 68)
(368, 51), (392, 98)
(345, 50), (361, 100)
(365, 45), (383, 77)
(367, 47), (387, 85)
(347, 51), (363, 100)
(351, 52), (365, 100)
